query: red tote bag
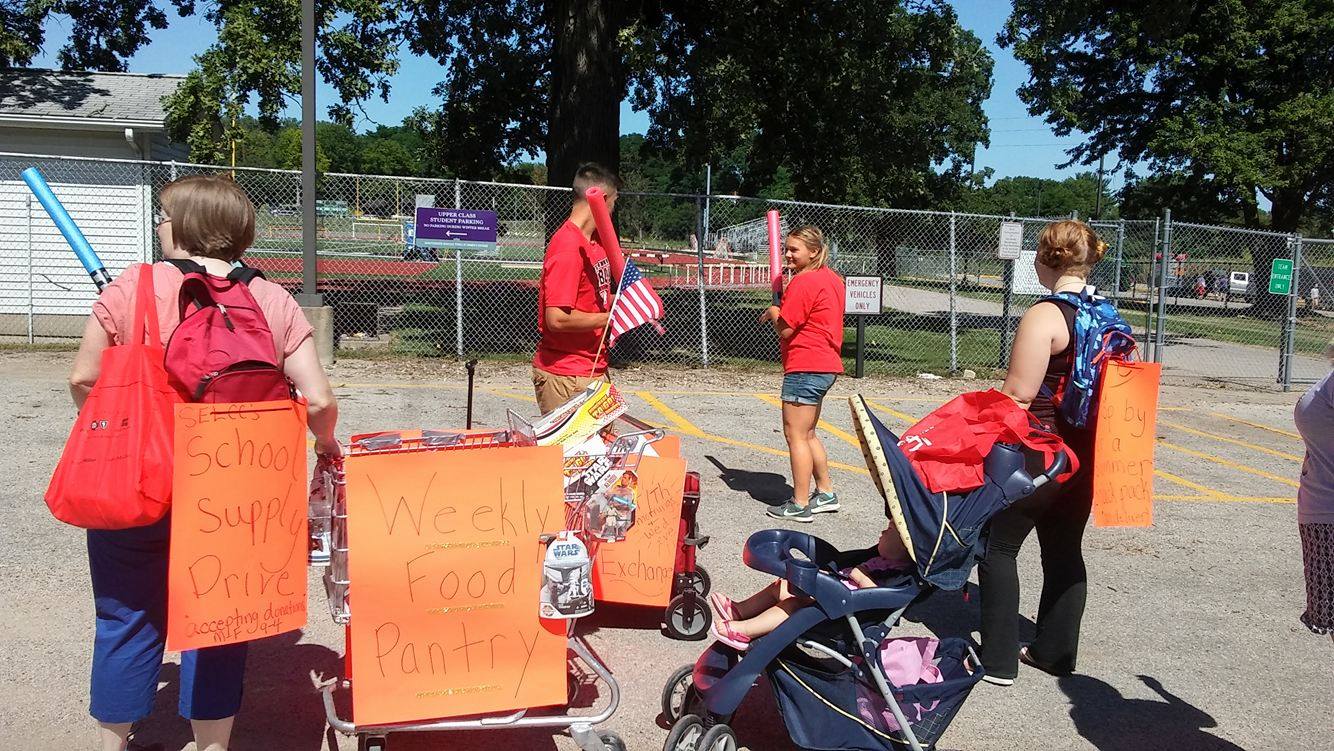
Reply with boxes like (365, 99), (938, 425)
(45, 265), (181, 529)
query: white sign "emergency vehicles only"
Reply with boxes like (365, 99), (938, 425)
(844, 275), (883, 315)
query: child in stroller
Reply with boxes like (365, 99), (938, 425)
(708, 523), (912, 651)
(659, 395), (1071, 751)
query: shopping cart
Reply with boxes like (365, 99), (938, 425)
(309, 413), (662, 751)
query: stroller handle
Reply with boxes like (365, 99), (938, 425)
(1031, 446), (1069, 490)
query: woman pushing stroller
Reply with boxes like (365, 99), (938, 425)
(978, 219), (1131, 684)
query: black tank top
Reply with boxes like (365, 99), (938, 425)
(1028, 299), (1077, 430)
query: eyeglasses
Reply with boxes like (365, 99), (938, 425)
(154, 211), (171, 227)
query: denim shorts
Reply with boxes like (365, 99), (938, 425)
(781, 372), (837, 405)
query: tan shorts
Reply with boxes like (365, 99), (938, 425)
(531, 367), (609, 415)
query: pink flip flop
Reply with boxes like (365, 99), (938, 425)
(709, 619), (752, 652)
(709, 592), (738, 621)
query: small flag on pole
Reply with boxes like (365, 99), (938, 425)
(608, 259), (665, 347)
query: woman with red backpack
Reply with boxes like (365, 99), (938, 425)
(977, 220), (1118, 686)
(66, 176), (340, 751)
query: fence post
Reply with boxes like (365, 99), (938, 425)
(26, 193), (33, 343)
(454, 179), (463, 357)
(1112, 219), (1125, 303)
(1282, 235), (1301, 391)
(1155, 210), (1172, 363)
(699, 169), (712, 367)
(1145, 217), (1159, 358)
(948, 212), (958, 373)
(997, 212), (1016, 369)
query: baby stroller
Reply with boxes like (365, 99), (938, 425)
(659, 395), (1070, 751)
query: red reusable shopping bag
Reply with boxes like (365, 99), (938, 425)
(45, 265), (180, 529)
(898, 389), (1076, 495)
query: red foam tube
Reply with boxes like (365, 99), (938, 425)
(585, 186), (625, 288)
(767, 210), (783, 304)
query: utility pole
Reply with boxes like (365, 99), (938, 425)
(1094, 152), (1106, 219)
(298, 0), (320, 305)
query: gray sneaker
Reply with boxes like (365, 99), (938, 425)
(766, 500), (814, 523)
(809, 490), (840, 513)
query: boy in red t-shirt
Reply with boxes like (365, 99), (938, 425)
(759, 225), (846, 522)
(532, 163), (623, 413)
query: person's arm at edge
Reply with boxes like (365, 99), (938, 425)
(545, 305), (612, 333)
(283, 338), (341, 457)
(760, 305), (797, 339)
(999, 302), (1066, 409)
(69, 315), (111, 410)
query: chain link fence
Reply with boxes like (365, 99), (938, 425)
(2, 151), (1331, 388)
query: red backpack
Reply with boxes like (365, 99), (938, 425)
(163, 259), (294, 403)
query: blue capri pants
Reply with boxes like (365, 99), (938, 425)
(87, 516), (249, 723)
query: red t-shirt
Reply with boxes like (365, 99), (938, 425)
(779, 266), (846, 374)
(534, 221), (612, 376)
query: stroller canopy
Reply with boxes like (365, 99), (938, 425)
(849, 395), (1051, 590)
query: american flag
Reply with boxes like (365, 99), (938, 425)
(607, 259), (665, 347)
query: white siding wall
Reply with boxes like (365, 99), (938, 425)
(0, 155), (151, 316)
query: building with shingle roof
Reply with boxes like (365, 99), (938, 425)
(0, 68), (187, 160)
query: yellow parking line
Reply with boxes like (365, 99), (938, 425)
(635, 391), (704, 436)
(1208, 412), (1302, 441)
(1153, 469), (1229, 499)
(862, 397), (919, 425)
(335, 381), (458, 390)
(486, 386), (534, 403)
(1159, 420), (1303, 462)
(1156, 440), (1300, 489)
(1159, 494), (1294, 504)
(752, 394), (862, 449)
(636, 391), (869, 475)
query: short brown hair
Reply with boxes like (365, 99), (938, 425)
(1035, 220), (1107, 275)
(787, 225), (831, 271)
(158, 175), (256, 262)
(571, 162), (623, 200)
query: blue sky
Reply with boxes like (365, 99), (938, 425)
(32, 1), (1116, 188)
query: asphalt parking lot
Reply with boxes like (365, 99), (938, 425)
(1, 351), (1327, 751)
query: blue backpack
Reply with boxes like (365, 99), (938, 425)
(1039, 288), (1137, 429)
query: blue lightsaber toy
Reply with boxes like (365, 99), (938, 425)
(21, 167), (113, 291)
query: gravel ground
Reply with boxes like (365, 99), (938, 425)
(1, 350), (1328, 751)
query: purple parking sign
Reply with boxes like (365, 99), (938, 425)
(413, 208), (498, 251)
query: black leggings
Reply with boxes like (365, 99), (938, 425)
(977, 464), (1093, 679)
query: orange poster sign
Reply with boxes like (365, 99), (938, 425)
(653, 435), (681, 459)
(1092, 361), (1162, 527)
(166, 401), (309, 651)
(593, 456), (687, 606)
(344, 446), (567, 725)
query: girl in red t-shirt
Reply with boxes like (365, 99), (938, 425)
(759, 225), (846, 522)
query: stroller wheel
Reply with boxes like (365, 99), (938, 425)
(664, 715), (704, 751)
(680, 566), (711, 597)
(597, 730), (627, 751)
(664, 593), (712, 641)
(699, 724), (737, 751)
(660, 664), (695, 722)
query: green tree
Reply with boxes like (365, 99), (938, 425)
(162, 0), (400, 163)
(274, 126), (330, 173)
(956, 173), (1116, 219)
(358, 138), (415, 176)
(0, 0), (171, 69)
(316, 122), (361, 173)
(1002, 0), (1334, 313)
(637, 0), (991, 207)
